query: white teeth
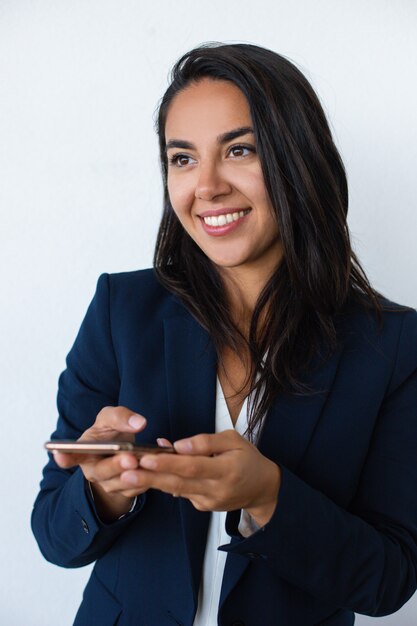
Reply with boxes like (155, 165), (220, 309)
(203, 210), (250, 227)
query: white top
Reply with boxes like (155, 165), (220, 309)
(193, 377), (261, 626)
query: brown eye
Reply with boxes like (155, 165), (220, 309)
(168, 153), (196, 167)
(177, 155), (190, 166)
(228, 145), (254, 158)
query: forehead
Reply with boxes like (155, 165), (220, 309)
(165, 78), (252, 141)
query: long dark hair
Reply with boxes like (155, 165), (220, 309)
(153, 42), (381, 438)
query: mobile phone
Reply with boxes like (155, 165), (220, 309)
(44, 440), (175, 457)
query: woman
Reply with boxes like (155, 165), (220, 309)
(32, 43), (417, 626)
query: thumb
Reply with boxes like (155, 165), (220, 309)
(173, 430), (241, 456)
(92, 406), (147, 434)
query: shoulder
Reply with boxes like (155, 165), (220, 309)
(101, 267), (165, 296)
(339, 294), (416, 336)
(379, 300), (417, 391)
(338, 296), (417, 393)
(93, 268), (187, 323)
(96, 268), (173, 305)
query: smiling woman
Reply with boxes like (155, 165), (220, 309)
(165, 78), (282, 288)
(166, 80), (281, 266)
(32, 43), (417, 626)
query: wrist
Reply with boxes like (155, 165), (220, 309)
(88, 481), (136, 523)
(246, 462), (281, 527)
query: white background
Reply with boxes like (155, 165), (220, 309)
(0, 1), (416, 624)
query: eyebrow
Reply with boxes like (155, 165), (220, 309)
(165, 126), (254, 151)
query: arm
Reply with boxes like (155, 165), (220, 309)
(222, 311), (417, 616)
(31, 274), (146, 568)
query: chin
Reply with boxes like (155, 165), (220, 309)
(211, 257), (249, 270)
(202, 249), (251, 269)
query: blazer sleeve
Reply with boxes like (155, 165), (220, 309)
(222, 309), (417, 617)
(31, 273), (146, 568)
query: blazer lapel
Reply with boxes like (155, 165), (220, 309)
(257, 343), (346, 469)
(220, 342), (345, 607)
(163, 312), (217, 603)
(163, 305), (346, 611)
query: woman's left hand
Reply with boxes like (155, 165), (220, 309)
(122, 430), (281, 527)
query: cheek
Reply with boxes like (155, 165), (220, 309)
(241, 172), (277, 230)
(236, 169), (270, 204)
(167, 176), (194, 218)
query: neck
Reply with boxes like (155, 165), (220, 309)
(218, 258), (281, 335)
(222, 269), (263, 315)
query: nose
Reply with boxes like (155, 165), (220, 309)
(195, 161), (232, 201)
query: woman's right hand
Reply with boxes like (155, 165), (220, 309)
(53, 406), (148, 522)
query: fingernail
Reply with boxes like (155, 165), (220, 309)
(122, 471), (138, 484)
(140, 456), (157, 469)
(174, 439), (193, 453)
(120, 455), (137, 469)
(128, 414), (145, 429)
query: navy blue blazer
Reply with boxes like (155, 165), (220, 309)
(32, 269), (417, 626)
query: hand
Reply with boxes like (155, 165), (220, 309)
(53, 406), (148, 521)
(123, 430), (281, 527)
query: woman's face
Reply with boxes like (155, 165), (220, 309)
(165, 78), (282, 276)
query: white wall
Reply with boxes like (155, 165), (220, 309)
(1, 1), (416, 624)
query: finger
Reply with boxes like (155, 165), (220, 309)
(139, 451), (222, 479)
(120, 467), (211, 499)
(156, 437), (173, 448)
(91, 406), (147, 435)
(52, 449), (117, 469)
(52, 449), (139, 475)
(85, 453), (139, 483)
(52, 451), (82, 468)
(92, 470), (148, 497)
(173, 430), (244, 456)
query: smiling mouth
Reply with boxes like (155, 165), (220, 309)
(201, 209), (251, 227)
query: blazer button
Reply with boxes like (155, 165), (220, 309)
(246, 552), (260, 558)
(81, 519), (89, 534)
